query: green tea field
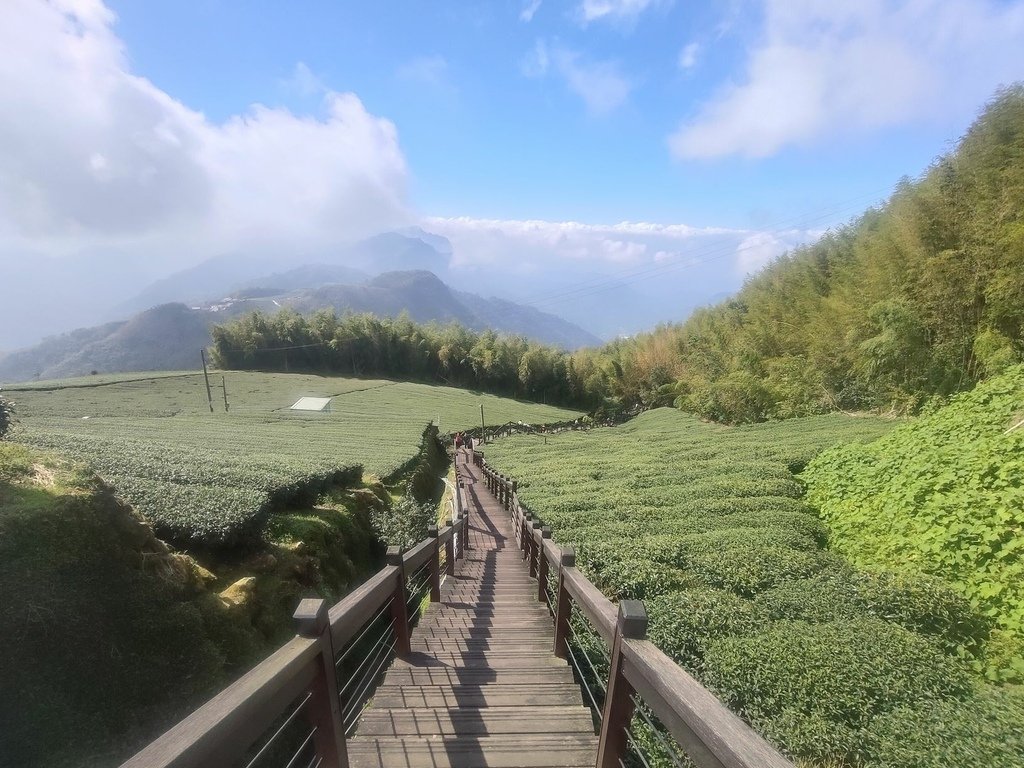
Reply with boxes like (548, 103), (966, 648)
(482, 409), (1024, 767)
(8, 371), (580, 545)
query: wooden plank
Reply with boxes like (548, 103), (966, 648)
(381, 668), (575, 686)
(348, 734), (597, 768)
(328, 566), (400, 650)
(561, 567), (617, 647)
(369, 683), (587, 708)
(404, 538), (435, 572)
(121, 638), (320, 768)
(354, 706), (595, 736)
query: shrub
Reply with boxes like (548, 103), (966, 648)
(702, 618), (973, 763)
(370, 497), (436, 549)
(594, 559), (696, 601)
(853, 569), (992, 655)
(864, 686), (1024, 768)
(755, 570), (862, 624)
(646, 589), (762, 671)
(684, 537), (831, 597)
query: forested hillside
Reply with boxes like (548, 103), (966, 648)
(212, 87), (1024, 425)
(602, 86), (1024, 422)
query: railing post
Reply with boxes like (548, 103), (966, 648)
(293, 599), (348, 768)
(511, 480), (518, 513)
(596, 601), (649, 768)
(386, 547), (411, 657)
(537, 526), (551, 603)
(462, 508), (470, 552)
(428, 525), (441, 602)
(445, 518), (456, 576)
(553, 547), (575, 659)
(529, 520), (542, 577)
(521, 512), (532, 560)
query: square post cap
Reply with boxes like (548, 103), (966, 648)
(386, 546), (404, 566)
(617, 600), (648, 639)
(293, 598), (328, 638)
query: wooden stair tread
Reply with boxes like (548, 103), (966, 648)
(352, 451), (596, 768)
(347, 733), (597, 768)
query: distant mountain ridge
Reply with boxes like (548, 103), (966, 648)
(0, 270), (600, 383)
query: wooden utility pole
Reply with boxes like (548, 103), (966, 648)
(221, 375), (229, 412)
(200, 349), (214, 412)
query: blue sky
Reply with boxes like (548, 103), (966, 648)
(1, 0), (1024, 346)
(104, 0), (982, 229)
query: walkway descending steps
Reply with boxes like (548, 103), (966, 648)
(348, 451), (598, 768)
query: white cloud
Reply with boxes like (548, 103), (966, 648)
(0, 0), (410, 263)
(579, 0), (660, 23)
(281, 61), (326, 97)
(735, 231), (789, 274)
(523, 41), (633, 114)
(677, 42), (700, 70)
(396, 54), (450, 89)
(520, 39), (550, 77)
(422, 215), (810, 273)
(520, 0), (542, 22)
(670, 0), (1024, 159)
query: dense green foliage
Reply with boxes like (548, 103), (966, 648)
(804, 364), (1024, 681)
(0, 444), (264, 767)
(9, 372), (579, 546)
(210, 311), (607, 409)
(591, 86), (1024, 422)
(484, 410), (1022, 766)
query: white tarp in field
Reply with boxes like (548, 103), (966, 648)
(289, 397), (332, 412)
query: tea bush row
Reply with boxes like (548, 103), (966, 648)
(12, 371), (579, 546)
(484, 409), (1023, 766)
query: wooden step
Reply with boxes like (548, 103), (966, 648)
(382, 667), (575, 686)
(369, 683), (586, 708)
(347, 733), (598, 768)
(354, 706), (595, 736)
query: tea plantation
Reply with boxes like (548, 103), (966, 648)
(7, 371), (579, 546)
(482, 409), (1024, 767)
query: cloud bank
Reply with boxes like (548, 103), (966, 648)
(671, 0), (1024, 159)
(0, 0), (410, 266)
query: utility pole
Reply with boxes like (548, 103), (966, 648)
(200, 349), (214, 412)
(480, 403), (485, 444)
(222, 375), (230, 412)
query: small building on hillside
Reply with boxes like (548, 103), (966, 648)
(289, 396), (332, 413)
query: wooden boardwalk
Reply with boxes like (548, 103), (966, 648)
(348, 452), (598, 768)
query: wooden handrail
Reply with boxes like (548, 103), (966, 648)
(122, 459), (473, 768)
(121, 637), (322, 768)
(477, 456), (795, 768)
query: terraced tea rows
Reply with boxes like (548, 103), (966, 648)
(482, 410), (1024, 767)
(9, 372), (580, 545)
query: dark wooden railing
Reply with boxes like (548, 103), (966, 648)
(124, 452), (792, 768)
(477, 455), (795, 768)
(121, 479), (470, 768)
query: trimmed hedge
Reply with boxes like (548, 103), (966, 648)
(703, 618), (974, 763)
(864, 687), (1024, 768)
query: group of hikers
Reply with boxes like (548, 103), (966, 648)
(452, 431), (474, 452)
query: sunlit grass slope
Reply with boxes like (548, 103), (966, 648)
(8, 371), (580, 545)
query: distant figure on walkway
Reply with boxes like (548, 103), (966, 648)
(454, 432), (463, 451)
